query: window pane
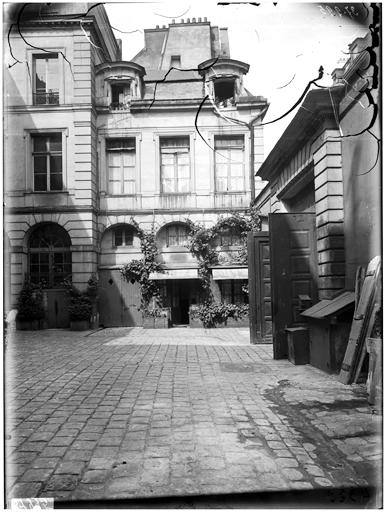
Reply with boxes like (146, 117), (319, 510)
(161, 153), (175, 164)
(123, 229), (133, 245)
(230, 177), (243, 190)
(49, 134), (62, 152)
(33, 136), (47, 152)
(123, 166), (135, 180)
(114, 229), (123, 246)
(177, 179), (189, 193)
(109, 181), (121, 195)
(216, 177), (227, 192)
(34, 155), (47, 173)
(160, 136), (189, 148)
(162, 179), (175, 193)
(230, 148), (243, 162)
(108, 153), (121, 166)
(177, 153), (189, 165)
(34, 174), (47, 191)
(50, 174), (63, 191)
(216, 164), (228, 177)
(122, 152), (135, 166)
(109, 167), (121, 181)
(35, 58), (47, 92)
(178, 164), (189, 179)
(230, 164), (243, 177)
(50, 155), (62, 173)
(161, 165), (174, 179)
(123, 181), (135, 194)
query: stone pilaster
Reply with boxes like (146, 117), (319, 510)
(312, 130), (345, 299)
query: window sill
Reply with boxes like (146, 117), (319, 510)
(105, 194), (137, 197)
(215, 191), (245, 195)
(25, 190), (69, 195)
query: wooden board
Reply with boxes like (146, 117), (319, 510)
(338, 256), (381, 384)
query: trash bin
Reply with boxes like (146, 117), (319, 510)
(285, 326), (310, 365)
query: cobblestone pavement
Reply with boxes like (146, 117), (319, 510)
(5, 327), (382, 507)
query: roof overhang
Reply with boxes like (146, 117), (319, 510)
(257, 86), (345, 181)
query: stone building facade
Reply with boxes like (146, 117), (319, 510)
(254, 33), (380, 299)
(4, 4), (268, 327)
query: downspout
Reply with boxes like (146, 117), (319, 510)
(247, 106), (269, 203)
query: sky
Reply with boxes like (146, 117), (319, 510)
(104, 1), (370, 155)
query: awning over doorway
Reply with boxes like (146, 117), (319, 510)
(149, 269), (198, 280)
(212, 268), (248, 280)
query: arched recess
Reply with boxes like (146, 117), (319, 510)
(28, 222), (72, 287)
(26, 222), (72, 328)
(98, 223), (142, 328)
(100, 223), (141, 267)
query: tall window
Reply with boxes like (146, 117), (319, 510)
(106, 138), (136, 195)
(29, 224), (71, 287)
(113, 226), (134, 247)
(160, 137), (190, 194)
(32, 134), (63, 191)
(33, 54), (59, 105)
(214, 135), (244, 192)
(166, 224), (188, 247)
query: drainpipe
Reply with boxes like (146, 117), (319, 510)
(247, 106), (269, 204)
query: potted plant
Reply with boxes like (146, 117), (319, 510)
(226, 304), (249, 327)
(143, 307), (171, 328)
(16, 281), (45, 330)
(67, 285), (92, 331)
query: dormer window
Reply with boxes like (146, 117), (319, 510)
(111, 82), (131, 110)
(213, 77), (236, 108)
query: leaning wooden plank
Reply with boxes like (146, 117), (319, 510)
(351, 265), (382, 382)
(352, 300), (380, 383)
(338, 256), (381, 384)
(354, 265), (365, 312)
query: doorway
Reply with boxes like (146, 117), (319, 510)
(160, 279), (200, 326)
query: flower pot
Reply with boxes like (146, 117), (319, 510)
(70, 320), (90, 331)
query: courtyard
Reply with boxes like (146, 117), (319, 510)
(4, 327), (382, 508)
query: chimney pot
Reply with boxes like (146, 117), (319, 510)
(187, 18), (190, 22)
(192, 17), (196, 22)
(198, 17), (202, 22)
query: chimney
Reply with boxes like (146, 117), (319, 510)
(171, 19), (175, 23)
(156, 25), (159, 29)
(180, 19), (184, 23)
(192, 17), (196, 22)
(204, 17), (207, 21)
(187, 18), (190, 23)
(198, 17), (202, 22)
(219, 27), (230, 57)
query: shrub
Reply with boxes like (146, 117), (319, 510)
(16, 281), (45, 321)
(67, 285), (92, 321)
(190, 301), (248, 328)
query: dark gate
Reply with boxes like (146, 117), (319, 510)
(248, 232), (272, 344)
(99, 269), (142, 327)
(269, 213), (318, 359)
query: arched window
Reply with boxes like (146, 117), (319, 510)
(29, 223), (71, 287)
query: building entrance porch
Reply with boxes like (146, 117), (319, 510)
(160, 279), (201, 326)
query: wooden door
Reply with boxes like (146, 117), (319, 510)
(269, 213), (318, 359)
(248, 232), (272, 343)
(45, 289), (70, 328)
(99, 269), (142, 327)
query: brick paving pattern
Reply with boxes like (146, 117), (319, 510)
(5, 328), (382, 505)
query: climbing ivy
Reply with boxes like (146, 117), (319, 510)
(120, 219), (164, 309)
(185, 205), (262, 291)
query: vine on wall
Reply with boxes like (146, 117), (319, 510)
(185, 205), (262, 293)
(120, 219), (164, 309)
